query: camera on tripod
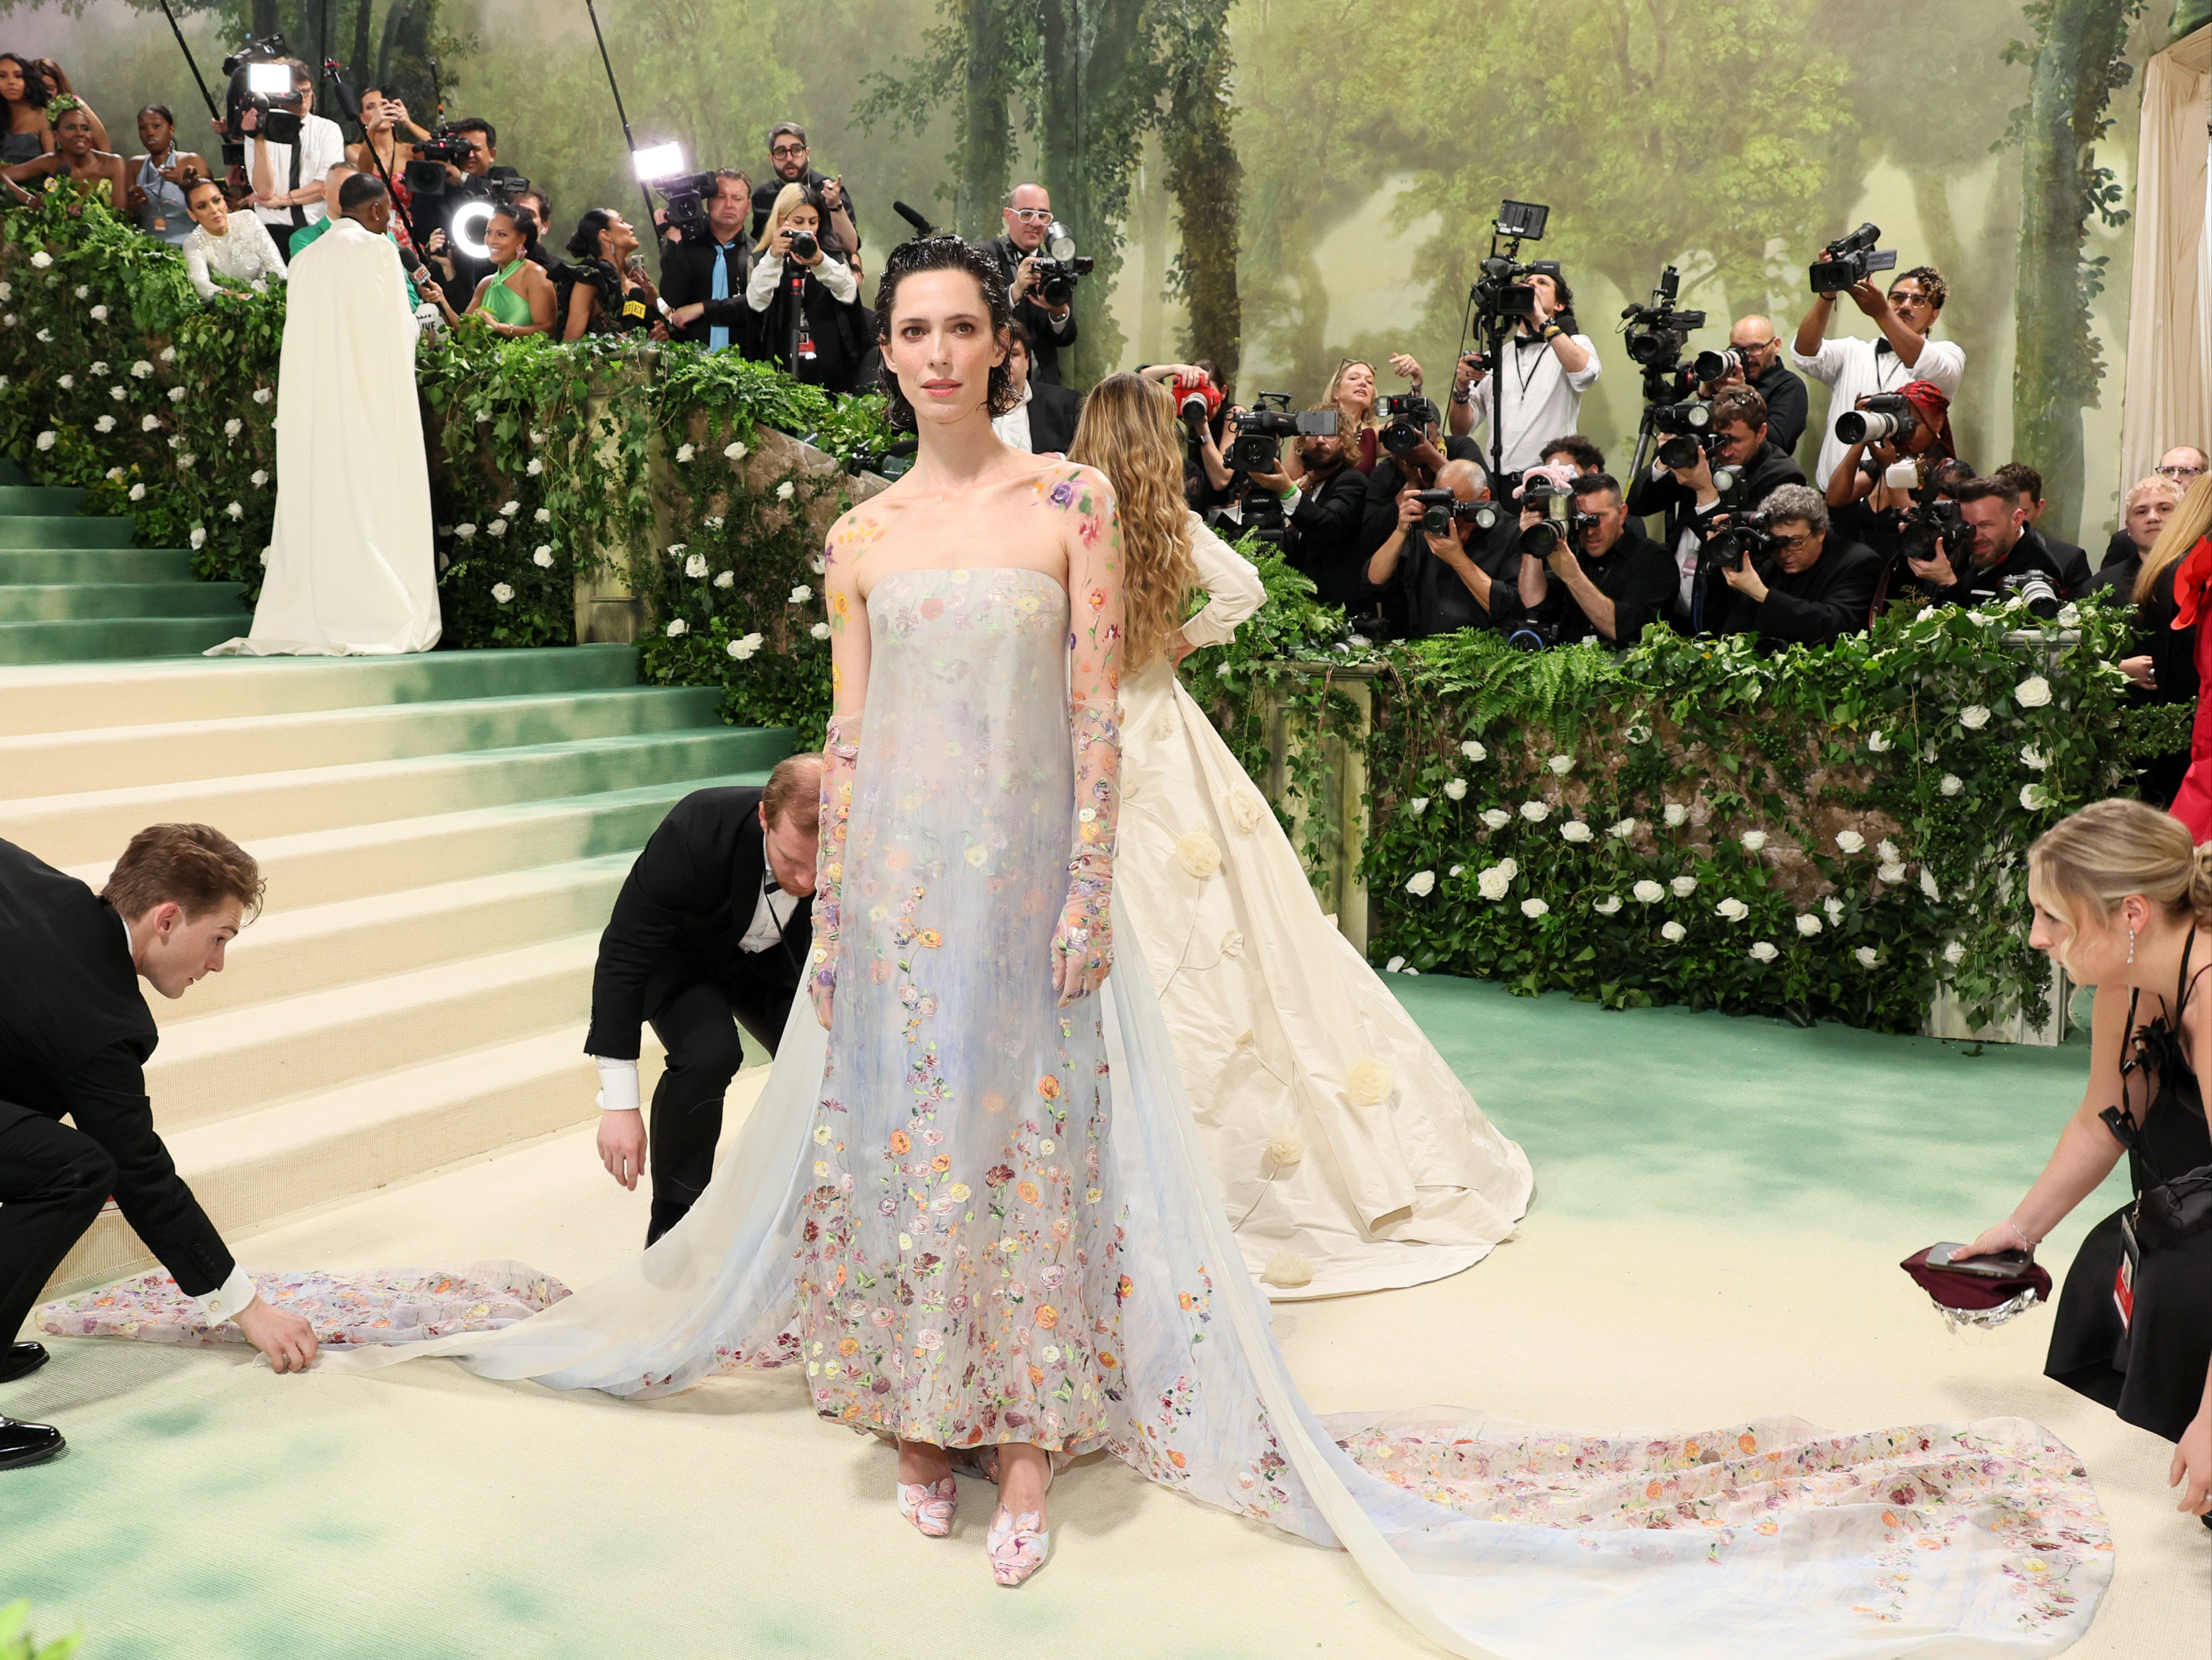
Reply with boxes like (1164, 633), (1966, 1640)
(1229, 394), (1337, 473)
(219, 41), (300, 166)
(1470, 199), (1552, 323)
(1810, 223), (1898, 295)
(1378, 393), (1438, 458)
(1834, 391), (1916, 448)
(1621, 265), (1705, 370)
(1412, 488), (1503, 539)
(403, 129), (477, 198)
(1519, 474), (1597, 558)
(1030, 221), (1094, 308)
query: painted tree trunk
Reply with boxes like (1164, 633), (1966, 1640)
(2013, 0), (2137, 542)
(955, 0), (1012, 239)
(1038, 0), (1149, 382)
(1163, 5), (1241, 385)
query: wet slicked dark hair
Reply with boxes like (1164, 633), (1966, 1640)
(873, 236), (1018, 429)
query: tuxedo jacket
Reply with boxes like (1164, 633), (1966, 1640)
(1024, 380), (1083, 455)
(0, 837), (233, 1297)
(585, 787), (816, 1060)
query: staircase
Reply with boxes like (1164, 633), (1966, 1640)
(0, 458), (247, 664)
(0, 639), (789, 1294)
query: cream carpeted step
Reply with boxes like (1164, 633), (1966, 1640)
(0, 685), (725, 801)
(144, 932), (603, 1132)
(164, 853), (636, 1018)
(5, 727), (784, 867)
(45, 1026), (678, 1294)
(0, 644), (645, 736)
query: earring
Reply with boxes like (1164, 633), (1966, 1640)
(2128, 924), (2137, 964)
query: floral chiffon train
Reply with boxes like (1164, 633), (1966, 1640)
(96, 563), (2107, 1658)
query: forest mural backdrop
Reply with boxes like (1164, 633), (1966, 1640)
(1, 0), (2194, 540)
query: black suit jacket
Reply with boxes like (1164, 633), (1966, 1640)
(2038, 529), (2090, 598)
(1531, 523), (1678, 647)
(1286, 467), (1374, 610)
(1627, 441), (1806, 633)
(1020, 380), (1083, 454)
(585, 787), (815, 1061)
(1750, 361), (1809, 459)
(982, 233), (1078, 386)
(1717, 538), (1883, 647)
(0, 839), (233, 1297)
(659, 231), (754, 348)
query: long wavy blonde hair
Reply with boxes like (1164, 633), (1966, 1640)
(1324, 357), (1381, 433)
(2129, 471), (2211, 606)
(1068, 373), (1198, 674)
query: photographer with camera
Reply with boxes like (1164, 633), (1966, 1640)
(1264, 416), (1367, 610)
(416, 117), (514, 297)
(744, 183), (867, 392)
(982, 183), (1080, 387)
(990, 317), (1085, 454)
(235, 60), (344, 260)
(1701, 316), (1807, 459)
(1446, 269), (1601, 473)
(1363, 459), (1521, 638)
(1538, 434), (1605, 476)
(1912, 475), (2068, 615)
(1140, 362), (1239, 513)
(749, 123), (857, 261)
(1992, 462), (2091, 598)
(1710, 484), (1881, 648)
(1627, 385), (1805, 635)
(1794, 233), (1961, 487)
(1513, 469), (1674, 647)
(660, 170), (754, 353)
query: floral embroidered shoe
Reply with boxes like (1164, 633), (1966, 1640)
(984, 1504), (1051, 1586)
(895, 1474), (958, 1539)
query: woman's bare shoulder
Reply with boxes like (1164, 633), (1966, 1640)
(825, 498), (895, 573)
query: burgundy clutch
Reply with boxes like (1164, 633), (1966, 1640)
(1901, 1244), (2053, 1330)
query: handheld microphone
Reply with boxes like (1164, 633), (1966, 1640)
(893, 200), (935, 239)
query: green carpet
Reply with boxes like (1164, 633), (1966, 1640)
(0, 976), (2182, 1660)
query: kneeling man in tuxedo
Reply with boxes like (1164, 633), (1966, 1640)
(588, 753), (822, 1244)
(0, 824), (318, 1471)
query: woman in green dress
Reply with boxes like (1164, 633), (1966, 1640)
(422, 202), (555, 338)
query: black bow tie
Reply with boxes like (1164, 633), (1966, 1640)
(1874, 339), (1896, 358)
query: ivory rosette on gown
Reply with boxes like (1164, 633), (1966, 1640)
(207, 217), (441, 658)
(1121, 519), (1532, 1298)
(289, 557), (2109, 1660)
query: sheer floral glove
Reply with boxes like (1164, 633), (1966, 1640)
(812, 713), (861, 1029)
(1054, 696), (1120, 1005)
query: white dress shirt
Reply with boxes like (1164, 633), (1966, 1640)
(991, 381), (1035, 452)
(1465, 330), (1603, 475)
(595, 877), (800, 1111)
(745, 250), (859, 308)
(1792, 332), (1965, 487)
(112, 910), (257, 1325)
(247, 112), (345, 233)
(180, 216), (288, 300)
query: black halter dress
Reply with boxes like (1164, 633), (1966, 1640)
(2044, 941), (2212, 1441)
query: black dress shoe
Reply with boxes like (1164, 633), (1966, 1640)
(0, 1342), (47, 1385)
(0, 1416), (63, 1470)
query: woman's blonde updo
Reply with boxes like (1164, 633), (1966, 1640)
(1067, 373), (1198, 674)
(2028, 799), (2212, 964)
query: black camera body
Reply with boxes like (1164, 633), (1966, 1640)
(1702, 506), (1775, 570)
(1899, 498), (1969, 569)
(1810, 222), (1899, 295)
(788, 228), (820, 261)
(1651, 399), (1713, 470)
(1622, 266), (1706, 370)
(1378, 393), (1438, 458)
(2003, 570), (2062, 621)
(655, 169), (718, 241)
(1695, 344), (1747, 384)
(1229, 394), (1336, 473)
(1519, 475), (1598, 558)
(1030, 220), (1095, 308)
(403, 129), (477, 199)
(219, 42), (301, 165)
(1834, 391), (1917, 448)
(1414, 487), (1503, 539)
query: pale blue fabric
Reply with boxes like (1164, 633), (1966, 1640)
(708, 234), (736, 353)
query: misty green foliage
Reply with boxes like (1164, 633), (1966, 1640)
(0, 1601), (79, 1660)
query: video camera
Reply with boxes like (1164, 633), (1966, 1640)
(651, 170), (717, 239)
(1834, 391), (1916, 448)
(218, 40), (300, 166)
(1621, 265), (1705, 372)
(403, 128), (480, 198)
(1470, 199), (1552, 324)
(1413, 487), (1504, 539)
(1032, 221), (1095, 308)
(1519, 473), (1599, 558)
(1378, 393), (1438, 458)
(1810, 223), (1898, 295)
(1229, 394), (1337, 473)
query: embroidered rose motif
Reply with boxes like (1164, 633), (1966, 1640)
(1175, 829), (1222, 879)
(1345, 1061), (1394, 1106)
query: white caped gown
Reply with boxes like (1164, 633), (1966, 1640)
(1122, 518), (1531, 1298)
(207, 217), (441, 656)
(310, 546), (2110, 1660)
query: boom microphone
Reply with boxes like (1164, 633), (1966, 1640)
(893, 200), (936, 239)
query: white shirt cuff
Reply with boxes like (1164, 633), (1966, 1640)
(594, 1055), (642, 1113)
(199, 1263), (258, 1327)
